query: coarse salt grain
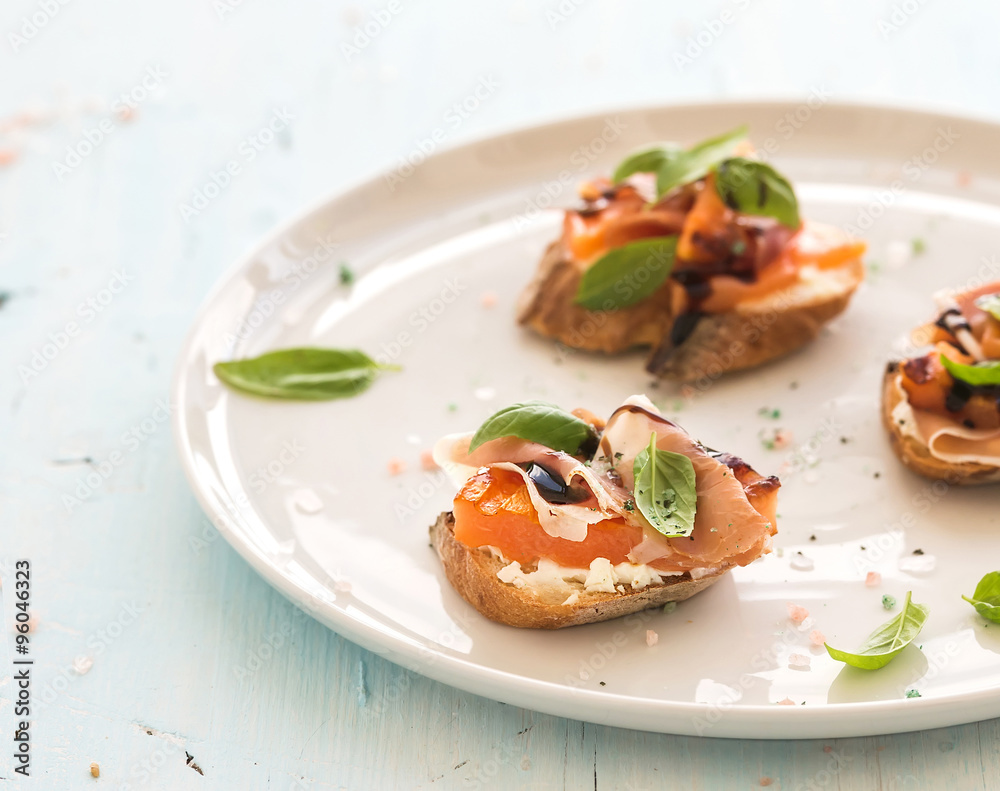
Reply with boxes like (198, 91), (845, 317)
(899, 554), (937, 574)
(480, 291), (498, 308)
(778, 698), (796, 706)
(788, 653), (811, 669)
(646, 630), (658, 647)
(420, 450), (438, 471)
(790, 553), (814, 572)
(334, 580), (352, 593)
(809, 630), (826, 647)
(73, 655), (94, 675)
(773, 429), (793, 449)
(0, 149), (16, 166)
(387, 458), (407, 475)
(90, 762), (100, 777)
(865, 571), (882, 587)
(787, 603), (809, 623)
(760, 778), (773, 787)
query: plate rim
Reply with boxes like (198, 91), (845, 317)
(171, 99), (1000, 738)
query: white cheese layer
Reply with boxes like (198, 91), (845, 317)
(492, 554), (723, 601)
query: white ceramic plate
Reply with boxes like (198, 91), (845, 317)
(173, 102), (1000, 738)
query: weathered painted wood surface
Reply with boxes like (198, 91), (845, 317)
(3, 0), (1000, 787)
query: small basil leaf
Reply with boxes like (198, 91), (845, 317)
(654, 125), (748, 198)
(612, 144), (681, 184)
(975, 293), (1000, 322)
(632, 432), (698, 538)
(214, 347), (397, 400)
(714, 157), (801, 228)
(469, 400), (596, 455)
(963, 571), (1000, 624)
(939, 353), (1000, 387)
(574, 237), (677, 311)
(825, 591), (929, 670)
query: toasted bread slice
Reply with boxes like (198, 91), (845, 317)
(881, 363), (1000, 486)
(516, 239), (680, 354)
(430, 511), (724, 629)
(517, 237), (864, 382)
(649, 255), (865, 381)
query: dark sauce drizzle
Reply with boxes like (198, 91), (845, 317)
(517, 461), (591, 505)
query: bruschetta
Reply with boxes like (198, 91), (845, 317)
(430, 395), (779, 628)
(517, 127), (866, 382)
(884, 282), (1000, 485)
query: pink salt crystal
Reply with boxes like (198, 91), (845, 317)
(788, 653), (811, 668)
(480, 291), (498, 308)
(787, 603), (809, 623)
(645, 630), (658, 647)
(865, 571), (881, 587)
(809, 630), (826, 647)
(778, 698), (795, 705)
(387, 458), (407, 476)
(773, 429), (793, 449)
(420, 450), (438, 471)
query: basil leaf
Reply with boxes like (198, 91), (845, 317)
(469, 400), (597, 455)
(825, 591), (929, 670)
(714, 157), (801, 228)
(632, 432), (698, 538)
(940, 353), (1000, 387)
(975, 293), (1000, 322)
(963, 571), (1000, 623)
(214, 347), (398, 400)
(574, 237), (677, 311)
(612, 144), (681, 184)
(654, 125), (748, 198)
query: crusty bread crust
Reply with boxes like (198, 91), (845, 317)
(430, 511), (725, 629)
(881, 364), (1000, 486)
(649, 256), (864, 381)
(516, 237), (864, 383)
(516, 240), (680, 354)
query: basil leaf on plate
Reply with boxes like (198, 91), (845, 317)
(612, 144), (682, 184)
(714, 157), (801, 229)
(963, 571), (1000, 623)
(940, 353), (1000, 387)
(632, 432), (698, 538)
(214, 347), (398, 400)
(574, 237), (678, 311)
(975, 293), (1000, 322)
(653, 125), (748, 198)
(825, 591), (929, 670)
(469, 400), (597, 455)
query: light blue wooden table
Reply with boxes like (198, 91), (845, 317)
(4, 1), (1000, 787)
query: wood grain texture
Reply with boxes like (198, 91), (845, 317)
(3, 0), (1000, 787)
